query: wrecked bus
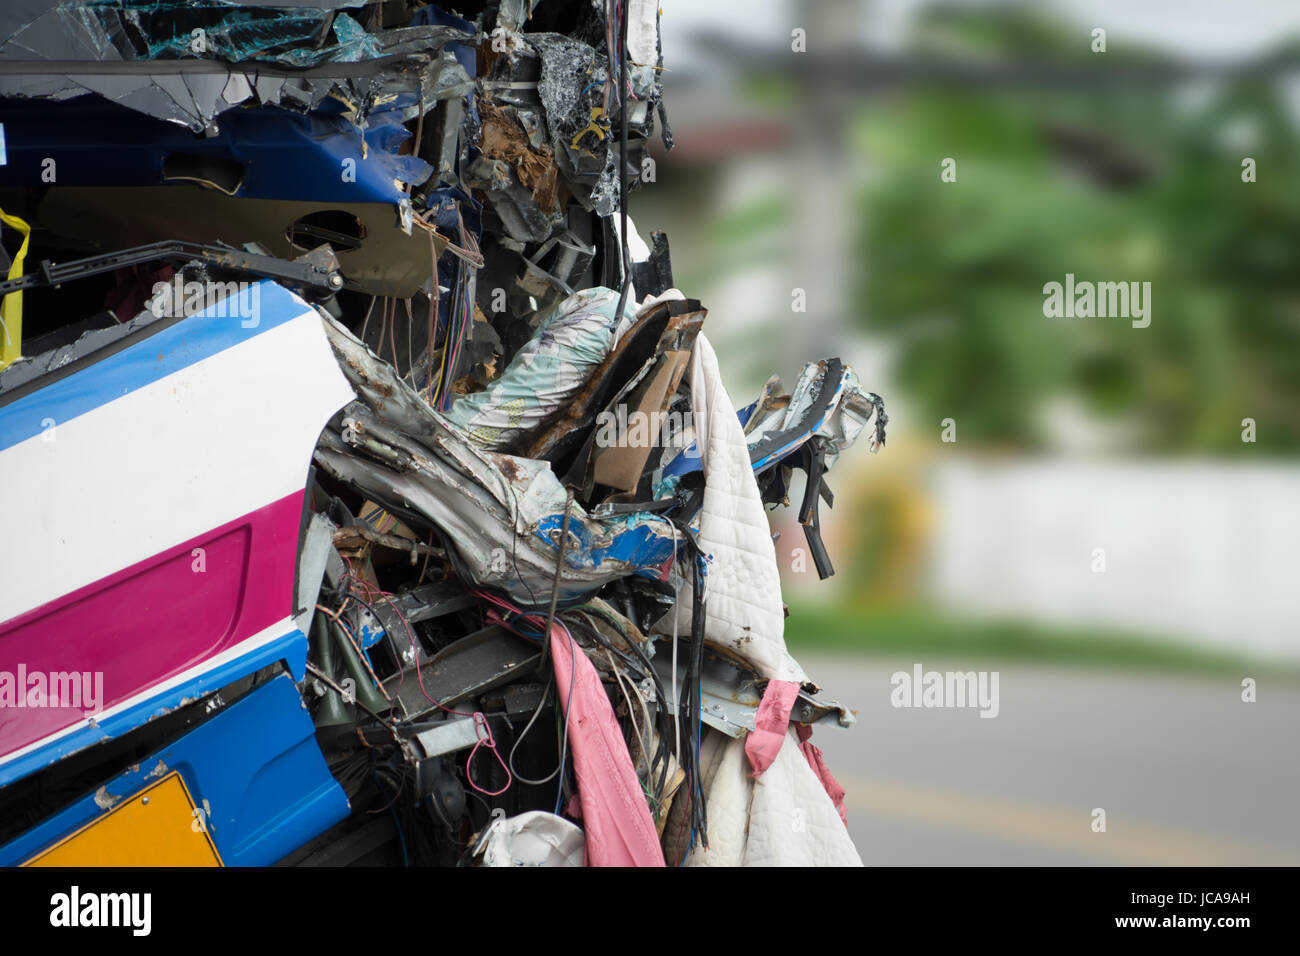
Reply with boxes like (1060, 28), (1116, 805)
(0, 0), (882, 867)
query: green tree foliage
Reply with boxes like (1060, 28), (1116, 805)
(857, 3), (1300, 453)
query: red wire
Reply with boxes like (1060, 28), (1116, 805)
(336, 574), (513, 796)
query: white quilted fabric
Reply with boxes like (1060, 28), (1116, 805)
(666, 727), (863, 867)
(653, 332), (807, 684)
(651, 333), (862, 866)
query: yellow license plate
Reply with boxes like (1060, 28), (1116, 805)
(24, 772), (223, 867)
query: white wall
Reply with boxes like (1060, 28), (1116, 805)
(928, 459), (1300, 660)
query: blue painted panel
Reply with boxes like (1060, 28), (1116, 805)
(0, 98), (428, 203)
(0, 626), (308, 790)
(0, 672), (349, 866)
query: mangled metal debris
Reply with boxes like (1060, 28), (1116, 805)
(0, 0), (885, 868)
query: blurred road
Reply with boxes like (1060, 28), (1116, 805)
(796, 653), (1300, 866)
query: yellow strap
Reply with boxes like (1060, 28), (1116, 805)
(570, 107), (607, 152)
(0, 208), (32, 369)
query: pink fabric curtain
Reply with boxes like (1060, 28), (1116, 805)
(550, 623), (665, 866)
(747, 678), (850, 827)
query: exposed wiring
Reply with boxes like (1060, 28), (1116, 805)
(604, 646), (653, 786)
(565, 609), (671, 801)
(464, 712), (513, 797)
(539, 490), (575, 673)
(304, 659), (402, 746)
(506, 680), (561, 786)
(316, 602), (392, 703)
(473, 590), (578, 816)
(341, 589), (513, 797)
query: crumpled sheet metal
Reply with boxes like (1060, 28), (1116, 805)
(650, 648), (854, 741)
(749, 360), (884, 470)
(0, 95), (431, 204)
(315, 315), (681, 606)
(465, 3), (667, 245)
(0, 2), (474, 133)
(24, 187), (444, 298)
(662, 356), (884, 483)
